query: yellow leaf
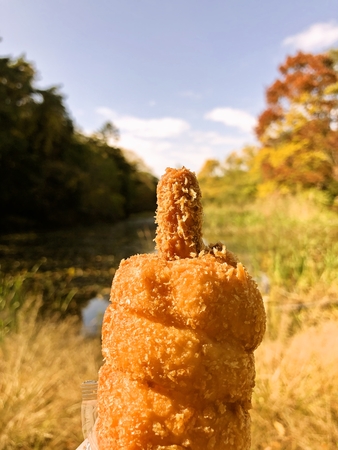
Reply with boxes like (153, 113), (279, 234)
(67, 267), (75, 276)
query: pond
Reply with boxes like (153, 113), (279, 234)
(0, 216), (156, 316)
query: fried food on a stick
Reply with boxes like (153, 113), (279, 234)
(97, 167), (266, 449)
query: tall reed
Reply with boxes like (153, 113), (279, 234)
(0, 298), (101, 450)
(251, 314), (338, 449)
(1, 301), (337, 449)
(203, 193), (338, 297)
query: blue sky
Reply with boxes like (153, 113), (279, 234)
(1, 0), (338, 176)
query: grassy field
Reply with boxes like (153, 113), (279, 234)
(1, 194), (338, 449)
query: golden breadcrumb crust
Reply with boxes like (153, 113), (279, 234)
(97, 167), (266, 449)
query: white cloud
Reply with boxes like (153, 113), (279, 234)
(117, 116), (189, 139)
(119, 134), (211, 178)
(119, 130), (253, 177)
(96, 107), (190, 139)
(94, 107), (255, 177)
(205, 107), (257, 133)
(96, 107), (192, 175)
(282, 22), (338, 52)
(118, 134), (173, 175)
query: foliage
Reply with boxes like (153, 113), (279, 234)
(254, 50), (338, 198)
(0, 54), (157, 231)
(198, 146), (259, 205)
(202, 194), (338, 296)
(199, 49), (338, 205)
(0, 275), (26, 339)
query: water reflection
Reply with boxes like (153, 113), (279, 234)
(81, 296), (110, 337)
(0, 216), (156, 315)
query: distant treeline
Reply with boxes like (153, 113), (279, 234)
(0, 54), (158, 231)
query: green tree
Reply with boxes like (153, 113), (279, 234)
(198, 148), (258, 205)
(94, 121), (120, 144)
(0, 53), (157, 229)
(0, 56), (38, 223)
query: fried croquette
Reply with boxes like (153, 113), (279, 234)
(96, 167), (266, 449)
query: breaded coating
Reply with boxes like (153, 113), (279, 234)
(155, 167), (204, 260)
(97, 167), (266, 449)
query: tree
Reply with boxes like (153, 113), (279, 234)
(0, 53), (157, 230)
(254, 50), (338, 197)
(0, 56), (39, 221)
(94, 121), (120, 144)
(29, 86), (74, 159)
(198, 148), (258, 205)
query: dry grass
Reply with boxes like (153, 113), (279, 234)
(0, 299), (101, 450)
(1, 299), (338, 449)
(251, 310), (338, 449)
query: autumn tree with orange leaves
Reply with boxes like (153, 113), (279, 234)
(254, 50), (338, 198)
